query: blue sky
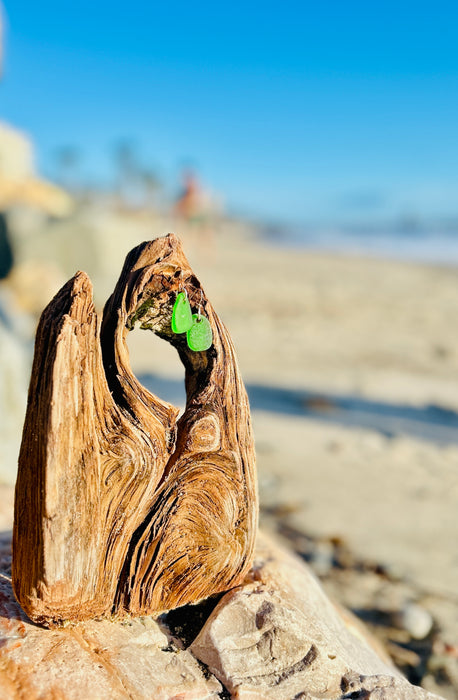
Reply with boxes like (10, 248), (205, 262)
(1, 1), (458, 223)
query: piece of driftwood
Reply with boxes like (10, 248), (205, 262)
(12, 233), (258, 626)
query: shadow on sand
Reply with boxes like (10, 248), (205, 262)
(138, 373), (458, 446)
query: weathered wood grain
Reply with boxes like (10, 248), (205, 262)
(12, 233), (258, 626)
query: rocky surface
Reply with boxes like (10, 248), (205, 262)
(258, 505), (458, 699)
(0, 509), (445, 700)
(191, 532), (443, 700)
(2, 524), (221, 700)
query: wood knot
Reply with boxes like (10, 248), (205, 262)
(186, 414), (221, 451)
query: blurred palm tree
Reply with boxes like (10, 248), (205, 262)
(54, 145), (81, 194)
(141, 168), (162, 210)
(113, 140), (162, 210)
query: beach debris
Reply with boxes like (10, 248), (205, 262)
(12, 233), (258, 626)
(259, 501), (457, 695)
(309, 540), (335, 577)
(396, 603), (434, 641)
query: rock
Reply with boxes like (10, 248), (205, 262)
(396, 602), (434, 640)
(309, 539), (334, 577)
(191, 532), (444, 700)
(0, 555), (222, 699)
(0, 518), (446, 699)
(341, 673), (444, 699)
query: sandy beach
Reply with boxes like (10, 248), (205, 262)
(1, 218), (457, 695)
(3, 3), (458, 694)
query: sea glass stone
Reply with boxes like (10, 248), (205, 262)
(187, 314), (213, 351)
(171, 292), (193, 333)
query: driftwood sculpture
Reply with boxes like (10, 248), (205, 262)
(12, 233), (258, 626)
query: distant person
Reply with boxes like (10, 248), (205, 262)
(0, 212), (13, 279)
(174, 169), (205, 224)
(174, 169), (216, 258)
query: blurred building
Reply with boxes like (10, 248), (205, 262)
(0, 121), (73, 216)
(0, 121), (33, 178)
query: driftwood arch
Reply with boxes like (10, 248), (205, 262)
(13, 234), (258, 626)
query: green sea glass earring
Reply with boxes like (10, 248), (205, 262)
(171, 290), (193, 334)
(187, 295), (213, 352)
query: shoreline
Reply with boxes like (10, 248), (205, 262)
(258, 221), (458, 269)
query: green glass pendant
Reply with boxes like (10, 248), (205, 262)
(171, 292), (193, 333)
(187, 314), (213, 351)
